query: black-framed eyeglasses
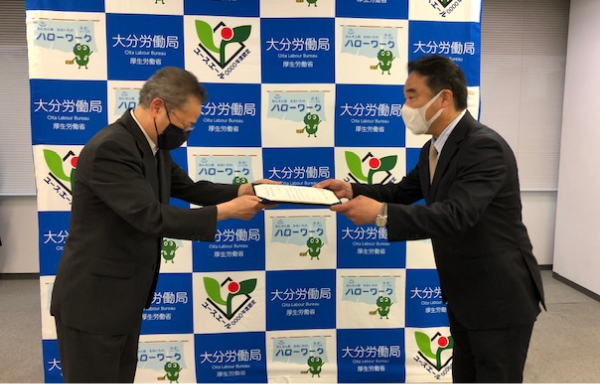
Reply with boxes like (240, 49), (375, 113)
(165, 107), (195, 132)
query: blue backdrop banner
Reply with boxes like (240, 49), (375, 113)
(26, 0), (482, 382)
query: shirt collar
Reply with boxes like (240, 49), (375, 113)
(130, 109), (158, 156)
(430, 109), (467, 158)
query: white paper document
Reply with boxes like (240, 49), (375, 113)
(253, 184), (341, 206)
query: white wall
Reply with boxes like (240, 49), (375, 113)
(553, 0), (600, 295)
(0, 196), (39, 273)
(522, 192), (556, 266)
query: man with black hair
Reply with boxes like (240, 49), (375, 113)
(317, 55), (545, 383)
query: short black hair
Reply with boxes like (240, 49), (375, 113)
(407, 55), (468, 110)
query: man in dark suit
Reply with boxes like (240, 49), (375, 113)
(50, 67), (275, 383)
(316, 55), (545, 383)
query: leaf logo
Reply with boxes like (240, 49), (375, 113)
(204, 276), (257, 320)
(195, 20), (252, 68)
(43, 149), (78, 194)
(345, 151), (397, 185)
(415, 331), (453, 371)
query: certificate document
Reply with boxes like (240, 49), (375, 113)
(253, 184), (341, 206)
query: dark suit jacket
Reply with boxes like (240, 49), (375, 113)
(51, 110), (239, 335)
(353, 111), (545, 330)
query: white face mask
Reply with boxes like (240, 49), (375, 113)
(401, 91), (444, 135)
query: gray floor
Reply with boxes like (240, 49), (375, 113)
(1, 270), (599, 383)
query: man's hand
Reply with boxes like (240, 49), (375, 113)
(217, 195), (277, 221)
(238, 179), (282, 197)
(329, 196), (382, 226)
(313, 179), (353, 200)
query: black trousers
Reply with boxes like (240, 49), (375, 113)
(55, 317), (142, 383)
(448, 309), (535, 383)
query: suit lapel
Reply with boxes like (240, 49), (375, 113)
(428, 111), (473, 200)
(147, 152), (160, 200)
(157, 150), (168, 203)
(422, 141), (433, 199)
(118, 110), (160, 200)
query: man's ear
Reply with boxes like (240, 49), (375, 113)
(148, 98), (164, 118)
(441, 89), (454, 108)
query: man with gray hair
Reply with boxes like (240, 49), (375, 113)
(50, 66), (276, 382)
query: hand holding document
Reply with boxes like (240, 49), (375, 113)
(252, 184), (342, 206)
